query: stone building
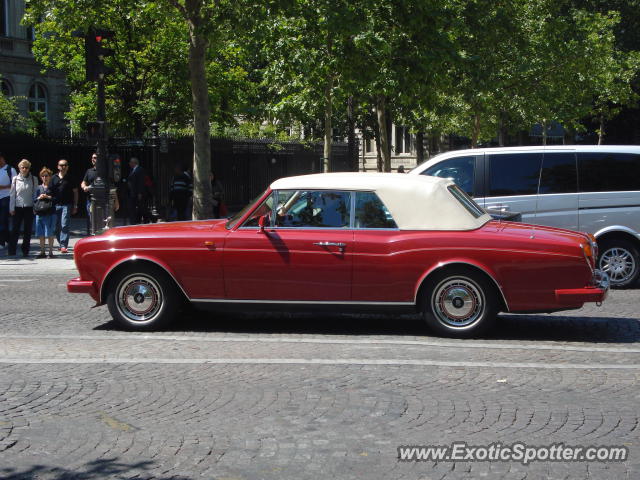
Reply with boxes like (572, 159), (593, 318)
(1, 0), (67, 134)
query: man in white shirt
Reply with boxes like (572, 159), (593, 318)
(0, 152), (17, 249)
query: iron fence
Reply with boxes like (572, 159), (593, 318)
(0, 134), (357, 217)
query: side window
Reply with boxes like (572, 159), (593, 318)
(578, 152), (640, 192)
(539, 152), (577, 194)
(488, 153), (542, 196)
(275, 190), (351, 228)
(355, 192), (397, 228)
(423, 156), (475, 196)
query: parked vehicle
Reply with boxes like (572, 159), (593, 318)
(68, 173), (608, 337)
(410, 146), (640, 287)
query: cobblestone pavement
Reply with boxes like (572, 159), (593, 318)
(0, 263), (639, 479)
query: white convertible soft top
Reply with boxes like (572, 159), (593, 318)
(270, 172), (491, 230)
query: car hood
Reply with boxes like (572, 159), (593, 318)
(101, 219), (228, 238)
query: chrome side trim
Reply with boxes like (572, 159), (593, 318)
(99, 256), (190, 304)
(414, 261), (510, 312)
(190, 299), (414, 306)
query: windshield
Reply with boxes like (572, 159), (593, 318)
(226, 190), (268, 229)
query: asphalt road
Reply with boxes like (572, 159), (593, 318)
(1, 259), (639, 479)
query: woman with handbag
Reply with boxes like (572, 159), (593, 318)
(34, 167), (56, 258)
(8, 159), (37, 257)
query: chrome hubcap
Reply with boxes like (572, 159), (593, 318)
(599, 247), (636, 285)
(116, 275), (162, 323)
(433, 278), (484, 328)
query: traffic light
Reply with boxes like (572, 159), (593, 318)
(84, 29), (115, 81)
(110, 154), (122, 183)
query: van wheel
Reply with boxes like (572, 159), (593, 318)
(106, 265), (180, 330)
(422, 268), (498, 338)
(598, 239), (640, 288)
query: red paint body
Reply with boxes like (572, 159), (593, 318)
(68, 191), (607, 313)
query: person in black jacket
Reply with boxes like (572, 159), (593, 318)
(127, 157), (148, 225)
(169, 164), (192, 221)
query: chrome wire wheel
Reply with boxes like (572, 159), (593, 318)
(599, 246), (637, 286)
(431, 277), (485, 328)
(115, 274), (163, 324)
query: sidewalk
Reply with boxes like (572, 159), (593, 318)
(0, 217), (122, 273)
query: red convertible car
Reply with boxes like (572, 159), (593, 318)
(68, 173), (608, 337)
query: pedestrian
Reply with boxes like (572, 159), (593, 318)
(397, 165), (406, 173)
(0, 152), (17, 251)
(34, 167), (56, 258)
(210, 171), (224, 218)
(127, 157), (148, 225)
(169, 163), (192, 221)
(51, 158), (78, 254)
(8, 159), (37, 257)
(80, 152), (98, 235)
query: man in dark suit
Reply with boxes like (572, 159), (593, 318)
(127, 157), (148, 224)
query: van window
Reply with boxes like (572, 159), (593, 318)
(578, 153), (640, 192)
(422, 156), (475, 195)
(539, 152), (577, 194)
(488, 153), (542, 196)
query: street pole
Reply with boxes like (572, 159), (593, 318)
(89, 76), (109, 235)
(150, 122), (160, 222)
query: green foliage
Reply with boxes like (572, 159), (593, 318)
(22, 0), (640, 146)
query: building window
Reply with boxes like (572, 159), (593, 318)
(365, 138), (373, 153)
(1, 79), (12, 96)
(394, 125), (413, 155)
(28, 83), (48, 114)
(1, 0), (9, 36)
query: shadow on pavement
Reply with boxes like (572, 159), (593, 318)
(0, 458), (190, 480)
(95, 308), (640, 344)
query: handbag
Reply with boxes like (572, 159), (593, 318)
(34, 197), (53, 215)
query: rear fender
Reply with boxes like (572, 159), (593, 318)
(414, 259), (509, 311)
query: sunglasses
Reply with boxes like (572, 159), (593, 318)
(41, 174), (50, 177)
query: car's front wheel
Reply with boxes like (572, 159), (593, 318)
(422, 268), (498, 338)
(598, 239), (640, 288)
(106, 265), (180, 330)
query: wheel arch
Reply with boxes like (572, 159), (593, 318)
(593, 227), (640, 250)
(414, 261), (509, 312)
(100, 256), (190, 305)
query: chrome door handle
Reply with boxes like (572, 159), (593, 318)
(314, 241), (346, 252)
(486, 204), (510, 212)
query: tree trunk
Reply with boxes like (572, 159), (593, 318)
(542, 119), (548, 146)
(181, 0), (212, 219)
(416, 130), (424, 165)
(323, 75), (333, 172)
(373, 119), (382, 172)
(471, 113), (480, 148)
(347, 96), (357, 171)
(598, 114), (604, 145)
(376, 95), (391, 172)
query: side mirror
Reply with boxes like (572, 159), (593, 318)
(258, 214), (269, 233)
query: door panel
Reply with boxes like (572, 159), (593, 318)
(223, 229), (353, 300)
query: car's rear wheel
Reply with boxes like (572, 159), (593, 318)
(598, 239), (640, 288)
(106, 265), (180, 330)
(422, 268), (498, 338)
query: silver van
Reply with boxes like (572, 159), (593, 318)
(410, 145), (640, 287)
